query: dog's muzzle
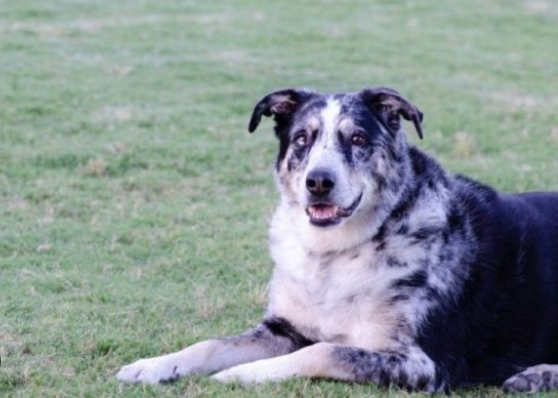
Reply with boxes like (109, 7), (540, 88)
(305, 193), (362, 227)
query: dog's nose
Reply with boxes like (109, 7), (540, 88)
(306, 169), (335, 195)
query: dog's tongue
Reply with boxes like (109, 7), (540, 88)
(308, 204), (338, 220)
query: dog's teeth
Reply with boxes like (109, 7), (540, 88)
(309, 205), (338, 220)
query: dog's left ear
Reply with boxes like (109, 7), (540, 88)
(359, 87), (424, 139)
(248, 89), (314, 133)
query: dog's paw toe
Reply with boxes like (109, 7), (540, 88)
(503, 365), (558, 393)
(116, 363), (142, 383)
(212, 368), (244, 384)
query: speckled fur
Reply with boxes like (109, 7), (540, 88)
(117, 87), (558, 394)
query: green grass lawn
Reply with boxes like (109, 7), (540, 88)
(1, 0), (557, 396)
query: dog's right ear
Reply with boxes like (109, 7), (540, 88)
(248, 89), (314, 133)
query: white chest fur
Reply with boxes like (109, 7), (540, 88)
(267, 208), (412, 351)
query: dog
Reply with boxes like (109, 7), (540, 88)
(117, 87), (558, 393)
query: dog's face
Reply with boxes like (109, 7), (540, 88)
(249, 87), (423, 229)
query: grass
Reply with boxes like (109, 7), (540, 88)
(1, 0), (557, 396)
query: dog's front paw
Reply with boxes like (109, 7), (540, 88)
(212, 364), (265, 385)
(117, 356), (183, 384)
(212, 358), (298, 385)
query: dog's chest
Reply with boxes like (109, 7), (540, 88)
(268, 239), (410, 350)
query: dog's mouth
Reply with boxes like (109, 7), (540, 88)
(305, 194), (362, 227)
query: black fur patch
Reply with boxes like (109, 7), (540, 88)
(262, 317), (315, 350)
(331, 346), (435, 390)
(391, 270), (428, 289)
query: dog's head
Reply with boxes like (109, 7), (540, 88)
(249, 87), (423, 229)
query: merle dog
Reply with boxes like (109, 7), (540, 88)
(117, 87), (558, 393)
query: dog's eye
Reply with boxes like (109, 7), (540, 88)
(351, 134), (367, 147)
(374, 103), (391, 114)
(293, 134), (308, 147)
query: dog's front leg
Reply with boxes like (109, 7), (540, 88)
(116, 318), (308, 384)
(213, 342), (439, 392)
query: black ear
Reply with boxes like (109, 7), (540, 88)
(248, 89), (314, 133)
(359, 87), (424, 139)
